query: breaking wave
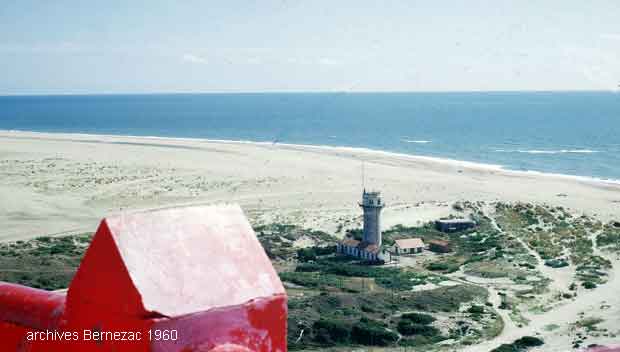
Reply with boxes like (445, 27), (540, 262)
(402, 139), (432, 144)
(495, 149), (600, 154)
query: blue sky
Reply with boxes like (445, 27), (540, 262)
(1, 0), (619, 94)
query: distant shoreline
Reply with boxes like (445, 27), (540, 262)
(2, 129), (620, 186)
(2, 92), (618, 181)
(1, 89), (619, 98)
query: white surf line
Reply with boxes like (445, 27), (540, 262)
(4, 129), (620, 186)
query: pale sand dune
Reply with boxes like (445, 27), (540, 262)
(1, 130), (620, 350)
(1, 130), (619, 242)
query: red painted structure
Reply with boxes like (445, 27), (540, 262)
(586, 347), (620, 352)
(0, 205), (287, 352)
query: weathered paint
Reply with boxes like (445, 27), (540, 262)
(0, 282), (65, 330)
(0, 205), (287, 352)
(151, 295), (287, 352)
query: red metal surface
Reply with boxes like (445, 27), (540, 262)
(0, 282), (65, 330)
(0, 205), (287, 352)
(151, 295), (287, 352)
(586, 347), (620, 352)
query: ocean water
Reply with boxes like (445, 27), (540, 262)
(1, 92), (619, 180)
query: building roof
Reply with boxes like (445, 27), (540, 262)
(428, 239), (450, 246)
(394, 238), (425, 249)
(365, 245), (380, 254)
(358, 241), (381, 254)
(341, 238), (361, 247)
(341, 238), (381, 254)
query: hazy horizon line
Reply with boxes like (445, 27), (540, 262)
(1, 88), (618, 97)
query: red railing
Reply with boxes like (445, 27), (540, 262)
(0, 205), (287, 352)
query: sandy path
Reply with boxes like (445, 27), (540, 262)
(459, 257), (620, 352)
(452, 208), (620, 351)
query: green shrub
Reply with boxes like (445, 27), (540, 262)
(279, 271), (339, 288)
(492, 344), (519, 352)
(295, 263), (322, 272)
(408, 285), (487, 312)
(518, 262), (536, 269)
(400, 336), (430, 346)
(397, 320), (414, 335)
(401, 312), (436, 325)
(467, 305), (485, 314)
(576, 317), (604, 330)
(545, 259), (569, 268)
(491, 336), (544, 352)
(426, 262), (449, 271)
(397, 321), (440, 337)
(346, 229), (364, 241)
(297, 246), (335, 262)
(312, 318), (350, 344)
(360, 305), (375, 313)
(351, 319), (398, 346)
(514, 336), (545, 348)
(582, 281), (597, 289)
(426, 261), (462, 273)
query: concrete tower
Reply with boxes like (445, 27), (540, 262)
(359, 190), (384, 246)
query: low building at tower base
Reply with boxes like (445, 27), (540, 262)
(337, 238), (383, 262)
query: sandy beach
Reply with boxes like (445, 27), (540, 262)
(1, 129), (619, 242)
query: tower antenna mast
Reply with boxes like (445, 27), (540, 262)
(361, 160), (365, 192)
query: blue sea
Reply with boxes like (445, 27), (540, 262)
(1, 92), (619, 180)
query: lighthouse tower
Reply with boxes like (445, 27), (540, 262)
(360, 190), (384, 247)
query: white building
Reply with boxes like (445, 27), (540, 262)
(393, 238), (425, 255)
(336, 238), (381, 261)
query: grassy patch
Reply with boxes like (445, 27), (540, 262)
(544, 324), (560, 331)
(495, 203), (611, 284)
(0, 233), (92, 290)
(426, 259), (463, 273)
(575, 317), (604, 331)
(464, 260), (527, 280)
(544, 258), (569, 268)
(597, 222), (620, 252)
(287, 284), (487, 349)
(254, 223), (337, 260)
(292, 258), (445, 291)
